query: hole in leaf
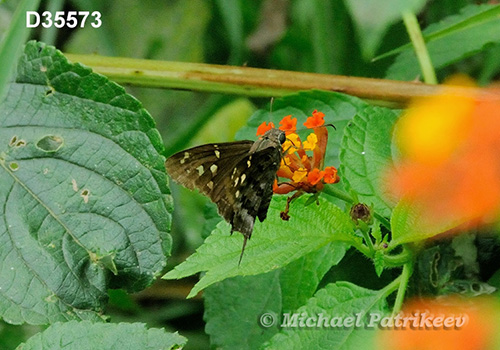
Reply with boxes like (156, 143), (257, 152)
(45, 87), (54, 96)
(16, 140), (26, 147)
(36, 135), (63, 152)
(9, 162), (19, 171)
(9, 136), (17, 147)
(81, 189), (90, 203)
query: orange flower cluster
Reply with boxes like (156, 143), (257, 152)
(257, 110), (340, 196)
(387, 76), (500, 228)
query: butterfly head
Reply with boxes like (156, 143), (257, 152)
(250, 128), (286, 153)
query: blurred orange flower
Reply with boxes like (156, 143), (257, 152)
(388, 76), (500, 228)
(377, 297), (500, 350)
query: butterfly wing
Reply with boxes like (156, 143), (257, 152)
(166, 140), (281, 237)
(166, 141), (253, 196)
(226, 147), (281, 238)
(166, 129), (284, 264)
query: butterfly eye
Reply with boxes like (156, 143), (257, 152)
(279, 132), (286, 145)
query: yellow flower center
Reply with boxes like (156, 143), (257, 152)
(292, 168), (308, 182)
(302, 133), (318, 150)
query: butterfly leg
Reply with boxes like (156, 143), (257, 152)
(280, 190), (304, 220)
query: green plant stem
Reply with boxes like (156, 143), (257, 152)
(392, 255), (414, 314)
(359, 223), (376, 254)
(322, 185), (354, 204)
(379, 273), (402, 300)
(373, 212), (390, 230)
(382, 249), (412, 267)
(402, 11), (437, 85)
(63, 53), (481, 106)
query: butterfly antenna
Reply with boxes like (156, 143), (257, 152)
(324, 123), (336, 130)
(238, 235), (248, 266)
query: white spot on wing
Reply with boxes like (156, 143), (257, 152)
(234, 177), (239, 186)
(180, 152), (190, 164)
(207, 181), (214, 190)
(210, 164), (218, 175)
(215, 150), (220, 158)
(240, 174), (246, 184)
(196, 165), (204, 175)
(247, 160), (251, 167)
(235, 190), (240, 198)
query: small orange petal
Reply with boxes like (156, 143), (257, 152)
(323, 166), (339, 184)
(256, 121), (275, 136)
(307, 168), (325, 185)
(304, 110), (325, 128)
(279, 115), (297, 135)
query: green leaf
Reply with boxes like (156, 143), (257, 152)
(371, 221), (382, 244)
(390, 200), (460, 246)
(237, 90), (369, 169)
(386, 4), (500, 80)
(164, 196), (355, 298)
(374, 250), (385, 277)
(280, 243), (346, 312)
(0, 42), (171, 324)
(263, 282), (389, 349)
(204, 271), (281, 350)
(343, 0), (427, 59)
(339, 106), (399, 218)
(16, 321), (186, 350)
